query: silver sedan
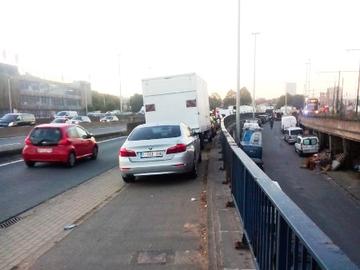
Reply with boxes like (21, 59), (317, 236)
(119, 123), (201, 183)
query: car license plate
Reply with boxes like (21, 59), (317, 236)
(141, 151), (163, 158)
(37, 148), (53, 153)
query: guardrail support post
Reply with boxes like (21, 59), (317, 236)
(276, 215), (287, 270)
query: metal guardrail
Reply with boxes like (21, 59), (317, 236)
(220, 117), (358, 270)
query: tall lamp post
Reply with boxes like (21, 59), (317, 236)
(251, 32), (260, 119)
(118, 54), (123, 112)
(346, 49), (360, 115)
(235, 0), (241, 143)
(7, 77), (13, 113)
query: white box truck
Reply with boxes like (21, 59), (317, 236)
(142, 73), (212, 147)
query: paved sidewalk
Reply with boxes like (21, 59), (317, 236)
(1, 138), (255, 270)
(29, 155), (209, 270)
(207, 138), (255, 270)
(0, 168), (125, 270)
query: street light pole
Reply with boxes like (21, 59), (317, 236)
(118, 54), (123, 112)
(235, 0), (241, 143)
(7, 77), (12, 113)
(346, 49), (360, 115)
(252, 32), (260, 119)
(357, 63), (360, 115)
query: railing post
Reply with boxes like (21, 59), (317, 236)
(276, 215), (288, 270)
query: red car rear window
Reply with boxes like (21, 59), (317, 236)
(30, 128), (62, 146)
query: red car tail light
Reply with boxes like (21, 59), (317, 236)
(25, 137), (32, 145)
(119, 148), (136, 157)
(166, 144), (187, 154)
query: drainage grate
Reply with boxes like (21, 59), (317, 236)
(0, 216), (23, 229)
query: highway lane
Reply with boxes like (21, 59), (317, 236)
(262, 121), (360, 267)
(0, 124), (127, 148)
(0, 137), (126, 223)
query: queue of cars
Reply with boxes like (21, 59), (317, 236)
(281, 116), (320, 156)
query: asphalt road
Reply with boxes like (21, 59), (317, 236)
(262, 121), (360, 267)
(0, 124), (126, 148)
(0, 136), (126, 223)
(30, 161), (207, 270)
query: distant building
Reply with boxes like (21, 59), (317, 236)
(0, 63), (92, 117)
(286, 82), (297, 95)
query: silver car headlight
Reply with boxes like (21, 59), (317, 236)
(8, 122), (15, 127)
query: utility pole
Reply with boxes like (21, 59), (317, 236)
(332, 82), (336, 114)
(346, 49), (360, 115)
(235, 0), (241, 143)
(336, 71), (341, 114)
(357, 63), (360, 115)
(252, 32), (260, 119)
(305, 60), (311, 97)
(318, 70), (358, 114)
(7, 77), (12, 113)
(285, 90), (288, 115)
(118, 54), (123, 112)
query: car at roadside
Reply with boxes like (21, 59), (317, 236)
(0, 113), (36, 127)
(100, 115), (119, 122)
(22, 123), (98, 168)
(119, 122), (201, 183)
(294, 135), (319, 156)
(284, 127), (303, 144)
(54, 111), (78, 119)
(51, 117), (70, 124)
(68, 116), (91, 125)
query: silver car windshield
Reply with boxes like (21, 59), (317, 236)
(128, 125), (181, 141)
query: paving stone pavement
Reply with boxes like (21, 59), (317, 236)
(0, 168), (124, 270)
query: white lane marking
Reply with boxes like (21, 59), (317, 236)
(98, 136), (127, 144)
(0, 136), (127, 168)
(0, 159), (23, 167)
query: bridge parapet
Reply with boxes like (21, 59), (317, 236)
(220, 115), (357, 269)
(299, 116), (360, 142)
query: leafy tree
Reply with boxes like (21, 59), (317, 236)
(291, 95), (305, 109)
(223, 88), (252, 107)
(90, 91), (121, 112)
(209, 92), (222, 110)
(275, 94), (305, 109)
(240, 87), (252, 105)
(129, 93), (143, 113)
(222, 89), (236, 107)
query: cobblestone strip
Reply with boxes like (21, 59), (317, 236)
(0, 168), (125, 270)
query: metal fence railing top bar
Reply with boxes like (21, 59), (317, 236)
(221, 115), (358, 270)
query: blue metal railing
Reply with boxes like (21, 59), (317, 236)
(221, 117), (358, 270)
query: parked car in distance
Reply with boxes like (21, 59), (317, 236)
(284, 127), (303, 144)
(54, 111), (78, 119)
(22, 123), (98, 168)
(294, 135), (319, 156)
(100, 115), (119, 122)
(119, 123), (201, 183)
(68, 116), (91, 125)
(0, 113), (36, 127)
(51, 117), (69, 124)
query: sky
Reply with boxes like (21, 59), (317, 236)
(1, 0), (360, 99)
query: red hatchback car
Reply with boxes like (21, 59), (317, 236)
(22, 123), (98, 167)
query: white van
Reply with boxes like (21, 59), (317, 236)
(294, 135), (319, 156)
(281, 115), (297, 132)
